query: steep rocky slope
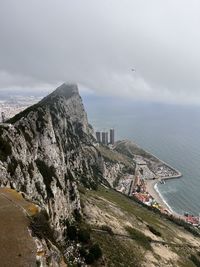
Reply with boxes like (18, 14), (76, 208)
(97, 145), (135, 187)
(0, 83), (199, 267)
(0, 83), (106, 264)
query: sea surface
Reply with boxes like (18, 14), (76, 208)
(83, 96), (200, 216)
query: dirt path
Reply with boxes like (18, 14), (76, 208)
(0, 189), (37, 267)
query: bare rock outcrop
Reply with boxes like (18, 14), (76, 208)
(0, 83), (105, 256)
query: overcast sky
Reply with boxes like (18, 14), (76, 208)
(1, 0), (200, 104)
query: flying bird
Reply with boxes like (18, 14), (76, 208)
(131, 68), (135, 72)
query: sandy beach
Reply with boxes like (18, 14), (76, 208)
(145, 180), (168, 209)
(145, 179), (181, 217)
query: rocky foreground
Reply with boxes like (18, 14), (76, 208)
(0, 83), (199, 267)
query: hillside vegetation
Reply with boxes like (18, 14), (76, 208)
(80, 186), (200, 267)
(114, 140), (155, 160)
(98, 145), (134, 167)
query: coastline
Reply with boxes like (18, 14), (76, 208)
(116, 140), (184, 217)
(134, 143), (182, 215)
(145, 179), (181, 217)
(130, 140), (182, 179)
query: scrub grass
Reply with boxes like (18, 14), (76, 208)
(91, 231), (143, 267)
(125, 226), (152, 250)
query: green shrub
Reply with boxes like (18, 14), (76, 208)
(80, 243), (103, 264)
(67, 225), (77, 240)
(78, 228), (91, 243)
(74, 209), (82, 222)
(189, 254), (200, 267)
(79, 246), (87, 258)
(90, 181), (98, 191)
(147, 225), (162, 237)
(89, 243), (102, 260)
(85, 253), (95, 264)
(80, 176), (90, 188)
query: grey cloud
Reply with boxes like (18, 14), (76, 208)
(0, 0), (200, 104)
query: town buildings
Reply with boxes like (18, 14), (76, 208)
(110, 128), (115, 145)
(96, 131), (101, 143)
(95, 128), (115, 145)
(102, 132), (109, 145)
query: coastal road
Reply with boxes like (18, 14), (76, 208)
(0, 190), (37, 267)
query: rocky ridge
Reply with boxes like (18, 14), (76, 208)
(0, 83), (107, 264)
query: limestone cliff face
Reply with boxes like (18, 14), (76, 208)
(103, 161), (126, 187)
(0, 83), (104, 243)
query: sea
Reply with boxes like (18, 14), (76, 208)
(83, 95), (200, 216)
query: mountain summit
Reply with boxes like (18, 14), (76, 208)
(42, 83), (79, 100)
(8, 83), (90, 134)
